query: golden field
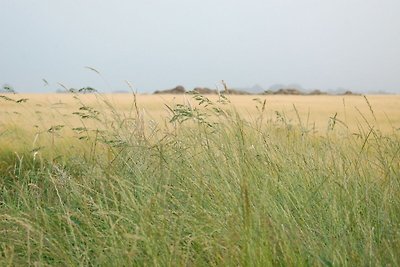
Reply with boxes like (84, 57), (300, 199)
(1, 93), (399, 135)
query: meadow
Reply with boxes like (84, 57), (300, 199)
(1, 92), (400, 266)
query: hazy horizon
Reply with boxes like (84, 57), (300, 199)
(1, 0), (400, 93)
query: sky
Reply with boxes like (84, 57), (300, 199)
(1, 0), (400, 93)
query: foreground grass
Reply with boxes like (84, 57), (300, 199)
(1, 93), (400, 266)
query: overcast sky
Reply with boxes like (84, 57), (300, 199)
(1, 0), (400, 93)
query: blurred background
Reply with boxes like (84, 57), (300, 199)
(1, 0), (399, 94)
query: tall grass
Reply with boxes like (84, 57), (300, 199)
(0, 92), (399, 266)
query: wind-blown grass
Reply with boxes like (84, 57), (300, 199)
(0, 92), (399, 266)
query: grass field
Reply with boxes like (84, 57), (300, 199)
(1, 94), (399, 140)
(1, 92), (400, 266)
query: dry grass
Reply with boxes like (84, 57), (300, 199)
(1, 93), (399, 134)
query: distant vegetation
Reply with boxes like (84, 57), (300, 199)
(0, 84), (16, 94)
(56, 87), (98, 94)
(153, 85), (359, 96)
(0, 81), (385, 95)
